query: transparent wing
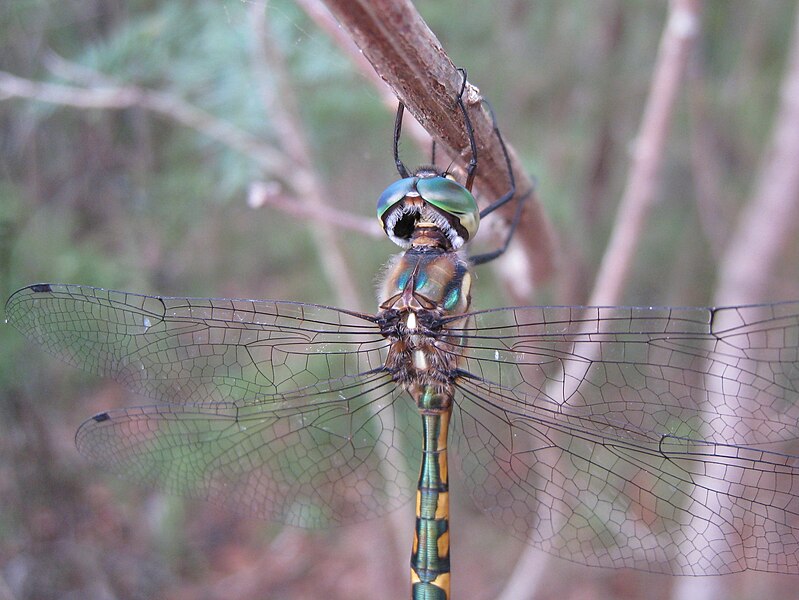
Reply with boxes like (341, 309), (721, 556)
(447, 303), (799, 574)
(76, 381), (419, 526)
(6, 283), (388, 404)
(6, 283), (420, 525)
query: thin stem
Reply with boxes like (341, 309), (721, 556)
(589, 0), (700, 306)
(248, 2), (361, 310)
(0, 70), (288, 177)
(247, 181), (382, 239)
(713, 6), (799, 305)
(497, 2), (701, 598)
(293, 0), (431, 150)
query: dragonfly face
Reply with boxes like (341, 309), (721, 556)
(377, 170), (481, 251)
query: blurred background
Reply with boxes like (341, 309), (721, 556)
(1, 1), (798, 599)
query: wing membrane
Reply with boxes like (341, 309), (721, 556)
(9, 286), (799, 571)
(446, 303), (799, 574)
(76, 378), (419, 526)
(7, 283), (419, 525)
(446, 303), (799, 445)
(6, 283), (388, 404)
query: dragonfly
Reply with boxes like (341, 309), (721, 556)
(6, 73), (799, 600)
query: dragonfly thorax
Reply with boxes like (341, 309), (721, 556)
(378, 247), (472, 316)
(377, 246), (472, 396)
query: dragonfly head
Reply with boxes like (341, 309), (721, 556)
(377, 170), (480, 250)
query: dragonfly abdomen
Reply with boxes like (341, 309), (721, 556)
(411, 395), (452, 600)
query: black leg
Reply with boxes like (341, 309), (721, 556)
(454, 68), (479, 191)
(393, 102), (411, 178)
(469, 188), (529, 266)
(468, 99), (527, 265)
(476, 99), (516, 219)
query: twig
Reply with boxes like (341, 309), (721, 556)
(589, 0), (700, 306)
(248, 181), (382, 239)
(686, 48), (731, 260)
(320, 0), (558, 289)
(0, 70), (288, 177)
(252, 5), (411, 580)
(672, 13), (799, 600)
(497, 3), (701, 598)
(674, 9), (799, 600)
(713, 6), (799, 305)
(1, 55), (383, 256)
(248, 2), (361, 310)
(44, 50), (119, 87)
(293, 0), (430, 150)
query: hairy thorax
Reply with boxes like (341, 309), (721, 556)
(376, 247), (473, 405)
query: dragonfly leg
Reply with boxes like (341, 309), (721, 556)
(468, 97), (526, 266)
(394, 102), (412, 178)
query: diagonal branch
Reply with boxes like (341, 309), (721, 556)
(247, 181), (382, 239)
(589, 0), (700, 306)
(320, 0), (558, 290)
(1, 53), (380, 244)
(713, 6), (799, 305)
(498, 2), (700, 598)
(248, 2), (362, 310)
(293, 0), (430, 150)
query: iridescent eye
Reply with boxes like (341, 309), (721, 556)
(377, 174), (481, 249)
(377, 178), (416, 223)
(416, 177), (480, 243)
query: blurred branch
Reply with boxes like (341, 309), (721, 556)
(248, 181), (382, 239)
(0, 566), (17, 600)
(589, 0), (700, 306)
(1, 54), (381, 249)
(673, 13), (799, 600)
(252, 3), (410, 578)
(320, 0), (558, 291)
(713, 7), (799, 305)
(0, 69), (288, 176)
(44, 50), (118, 87)
(248, 2), (361, 310)
(686, 49), (732, 260)
(675, 10), (799, 600)
(498, 3), (701, 598)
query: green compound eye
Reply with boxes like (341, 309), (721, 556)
(377, 175), (481, 249)
(377, 178), (416, 222)
(416, 177), (480, 243)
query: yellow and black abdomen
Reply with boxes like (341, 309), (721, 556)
(410, 390), (452, 600)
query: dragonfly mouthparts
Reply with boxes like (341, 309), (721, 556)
(383, 198), (465, 250)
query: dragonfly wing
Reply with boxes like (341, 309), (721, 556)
(453, 378), (799, 574)
(6, 283), (388, 404)
(75, 376), (420, 526)
(447, 303), (799, 574)
(448, 303), (799, 446)
(7, 283), (421, 525)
